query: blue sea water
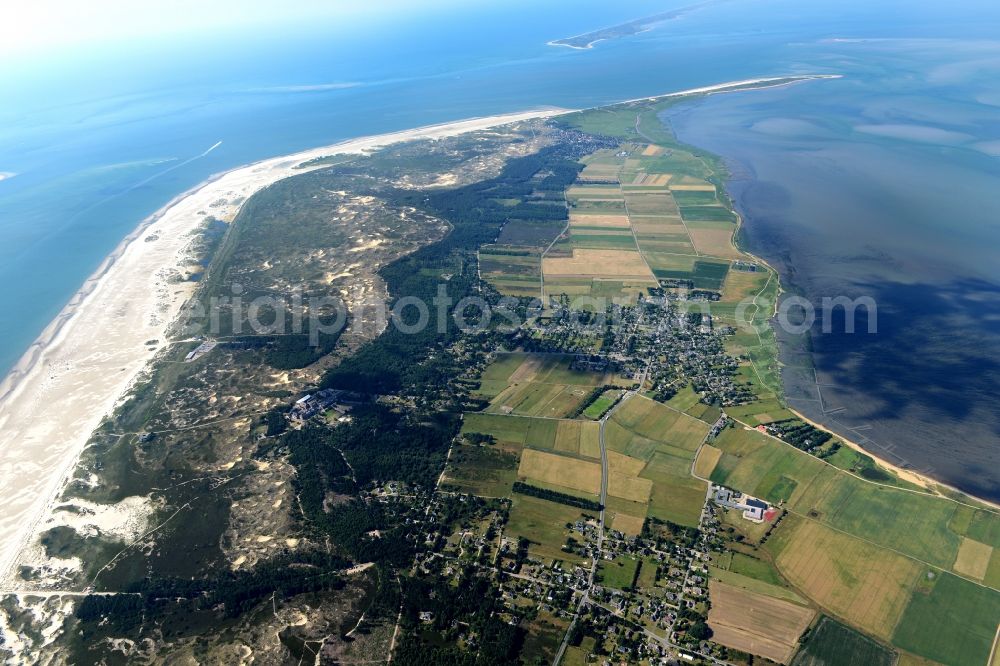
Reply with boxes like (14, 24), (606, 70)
(1, 0), (999, 493)
(665, 35), (1000, 499)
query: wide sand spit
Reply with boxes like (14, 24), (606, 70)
(0, 75), (846, 589)
(0, 109), (573, 587)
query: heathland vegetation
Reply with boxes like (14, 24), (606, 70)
(46, 92), (1000, 665)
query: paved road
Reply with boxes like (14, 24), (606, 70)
(553, 367), (648, 665)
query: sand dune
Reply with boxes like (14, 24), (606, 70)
(0, 108), (568, 588)
(0, 76), (853, 588)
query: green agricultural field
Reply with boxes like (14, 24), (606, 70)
(711, 424), (977, 572)
(707, 566), (807, 606)
(665, 384), (702, 412)
(604, 420), (660, 460)
(652, 258), (730, 290)
(474, 352), (532, 397)
(636, 557), (659, 589)
(891, 572), (1000, 666)
(986, 549), (1000, 589)
(560, 107), (641, 140)
(478, 353), (619, 417)
(521, 418), (560, 451)
(601, 396), (709, 527)
(793, 616), (895, 666)
(789, 464), (962, 569)
(478, 249), (542, 299)
(598, 557), (640, 590)
(679, 204), (737, 223)
(642, 251), (697, 273)
(623, 193), (679, 216)
(765, 515), (921, 640)
(520, 611), (570, 664)
(640, 453), (707, 527)
(724, 400), (791, 425)
(610, 396), (708, 452)
(462, 413), (534, 445)
(582, 389), (622, 420)
(729, 552), (784, 587)
(506, 494), (590, 565)
(967, 508), (1000, 547)
(487, 381), (593, 418)
(567, 233), (639, 250)
(443, 443), (520, 497)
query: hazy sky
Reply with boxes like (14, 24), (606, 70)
(1, 0), (466, 58)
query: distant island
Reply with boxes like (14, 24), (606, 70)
(2, 76), (998, 666)
(549, 0), (721, 49)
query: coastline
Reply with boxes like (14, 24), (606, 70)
(622, 74), (843, 105)
(724, 173), (1000, 512)
(0, 108), (569, 587)
(2, 73), (995, 588)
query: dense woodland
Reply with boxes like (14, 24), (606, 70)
(512, 481), (602, 511)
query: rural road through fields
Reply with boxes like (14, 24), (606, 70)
(552, 363), (732, 666)
(553, 366), (647, 665)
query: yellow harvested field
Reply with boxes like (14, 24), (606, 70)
(569, 213), (631, 228)
(953, 537), (994, 580)
(579, 173), (619, 182)
(542, 249), (656, 280)
(553, 420), (601, 459)
(642, 144), (665, 156)
(571, 228), (634, 236)
(624, 192), (678, 211)
(508, 355), (544, 383)
(630, 219), (687, 234)
(688, 228), (741, 259)
(608, 471), (653, 503)
(708, 580), (815, 664)
(567, 186), (622, 198)
(611, 512), (646, 536)
(774, 518), (919, 639)
(607, 451), (647, 477)
(518, 449), (602, 495)
(579, 163), (622, 181)
(722, 270), (768, 302)
(554, 420), (583, 455)
(631, 173), (671, 186)
(580, 425), (601, 458)
(694, 444), (723, 479)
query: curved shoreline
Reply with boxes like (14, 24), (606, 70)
(3, 73), (993, 589)
(730, 220), (1000, 511)
(0, 108), (570, 587)
(720, 154), (1000, 512)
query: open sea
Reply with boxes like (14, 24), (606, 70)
(2, 0), (999, 497)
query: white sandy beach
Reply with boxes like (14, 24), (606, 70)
(620, 74), (843, 105)
(0, 108), (568, 588)
(0, 75), (886, 591)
